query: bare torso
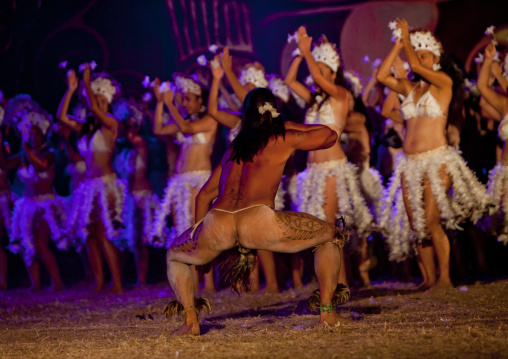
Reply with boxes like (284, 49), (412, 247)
(402, 83), (449, 154)
(306, 96), (348, 163)
(212, 135), (295, 211)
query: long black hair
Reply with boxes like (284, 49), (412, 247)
(229, 88), (285, 163)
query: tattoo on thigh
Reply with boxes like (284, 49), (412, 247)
(275, 211), (325, 241)
(171, 222), (204, 253)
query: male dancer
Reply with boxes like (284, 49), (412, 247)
(164, 88), (349, 335)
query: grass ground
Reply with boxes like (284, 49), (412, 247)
(1, 280), (507, 358)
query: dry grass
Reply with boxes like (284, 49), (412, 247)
(1, 280), (507, 358)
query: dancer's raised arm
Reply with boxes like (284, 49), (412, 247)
(221, 47), (248, 103)
(57, 69), (84, 132)
(284, 55), (312, 103)
(478, 43), (508, 116)
(208, 55), (241, 129)
(83, 64), (119, 132)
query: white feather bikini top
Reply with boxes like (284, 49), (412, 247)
(498, 113), (508, 141)
(18, 164), (50, 182)
(400, 84), (445, 121)
(305, 99), (337, 126)
(175, 132), (208, 145)
(77, 129), (111, 156)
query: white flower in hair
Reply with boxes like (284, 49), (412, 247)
(17, 110), (52, 135)
(258, 102), (280, 118)
(311, 41), (340, 73)
(389, 21), (402, 42)
(239, 66), (268, 88)
(174, 74), (202, 95)
(142, 92), (153, 103)
(268, 75), (290, 103)
(362, 55), (370, 63)
(287, 31), (298, 44)
(159, 81), (171, 93)
(90, 77), (117, 104)
(485, 26), (496, 36)
(464, 79), (480, 97)
(371, 58), (382, 68)
(113, 99), (144, 126)
(197, 55), (207, 66)
(409, 31), (442, 57)
(208, 44), (218, 54)
(142, 76), (151, 88)
(79, 61), (98, 73)
(59, 61), (68, 69)
(344, 71), (363, 98)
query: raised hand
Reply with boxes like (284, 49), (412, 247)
(484, 42), (497, 60)
(83, 63), (91, 84)
(211, 55), (224, 79)
(162, 83), (174, 105)
(67, 69), (78, 91)
(153, 78), (162, 103)
(396, 18), (409, 39)
(221, 46), (232, 72)
(297, 26), (312, 56)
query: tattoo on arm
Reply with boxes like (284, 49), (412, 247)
(275, 211), (325, 241)
(171, 222), (204, 253)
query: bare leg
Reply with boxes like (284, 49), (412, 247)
(87, 229), (105, 292)
(202, 269), (216, 293)
(133, 246), (149, 286)
(27, 260), (41, 291)
(290, 253), (303, 288)
(358, 236), (372, 288)
(166, 221), (232, 336)
(424, 169), (453, 291)
(34, 213), (63, 291)
(190, 265), (200, 292)
(257, 249), (279, 293)
(322, 176), (349, 288)
(96, 201), (124, 294)
(249, 260), (260, 293)
(402, 173), (432, 288)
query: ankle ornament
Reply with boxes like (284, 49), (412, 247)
(320, 302), (336, 313)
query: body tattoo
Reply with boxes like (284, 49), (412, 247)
(275, 211), (325, 241)
(171, 222), (204, 253)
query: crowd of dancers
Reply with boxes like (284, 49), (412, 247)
(0, 19), (506, 297)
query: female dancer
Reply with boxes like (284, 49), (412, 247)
(286, 27), (374, 290)
(478, 42), (508, 244)
(4, 101), (67, 291)
(151, 75), (217, 292)
(113, 99), (162, 286)
(377, 19), (493, 290)
(57, 65), (125, 293)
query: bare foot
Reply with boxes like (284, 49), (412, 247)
(173, 322), (200, 336)
(92, 283), (106, 293)
(264, 285), (279, 294)
(109, 285), (125, 294)
(427, 280), (453, 293)
(30, 285), (41, 292)
(320, 311), (354, 327)
(50, 282), (64, 292)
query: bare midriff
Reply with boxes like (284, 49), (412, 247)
(403, 115), (448, 154)
(83, 150), (116, 179)
(307, 123), (346, 164)
(23, 166), (55, 198)
(176, 142), (214, 174)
